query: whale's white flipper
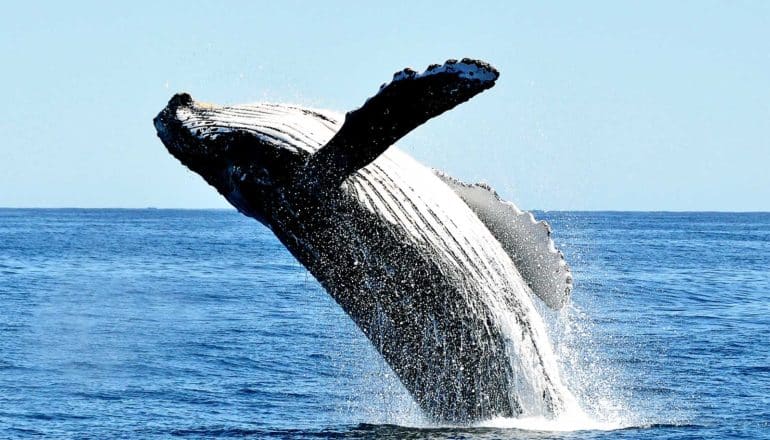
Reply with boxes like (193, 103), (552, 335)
(435, 172), (573, 309)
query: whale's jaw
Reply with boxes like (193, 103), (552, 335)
(153, 93), (227, 189)
(154, 94), (326, 224)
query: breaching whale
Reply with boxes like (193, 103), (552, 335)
(154, 59), (574, 423)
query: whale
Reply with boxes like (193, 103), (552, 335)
(154, 59), (574, 423)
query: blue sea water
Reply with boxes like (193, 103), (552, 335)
(0, 209), (768, 439)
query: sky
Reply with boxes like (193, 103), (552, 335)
(1, 1), (768, 211)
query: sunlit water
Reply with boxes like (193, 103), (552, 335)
(1, 209), (768, 439)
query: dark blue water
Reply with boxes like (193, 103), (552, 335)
(1, 209), (768, 439)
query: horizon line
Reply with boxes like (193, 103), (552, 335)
(1, 207), (768, 214)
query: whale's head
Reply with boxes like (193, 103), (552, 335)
(154, 93), (341, 223)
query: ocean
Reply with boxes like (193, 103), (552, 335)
(0, 209), (768, 439)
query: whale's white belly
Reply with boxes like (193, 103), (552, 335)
(351, 148), (524, 293)
(348, 147), (574, 417)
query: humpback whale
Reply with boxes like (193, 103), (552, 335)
(154, 59), (574, 423)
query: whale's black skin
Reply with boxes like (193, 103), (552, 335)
(154, 59), (569, 423)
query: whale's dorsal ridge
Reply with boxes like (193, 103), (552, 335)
(301, 59), (499, 189)
(434, 170), (573, 309)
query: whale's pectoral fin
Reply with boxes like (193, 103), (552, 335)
(435, 171), (573, 310)
(302, 59), (499, 188)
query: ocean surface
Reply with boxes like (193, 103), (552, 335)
(0, 209), (768, 439)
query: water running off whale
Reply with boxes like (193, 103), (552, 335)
(154, 58), (581, 423)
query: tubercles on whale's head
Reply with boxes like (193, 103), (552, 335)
(154, 93), (313, 223)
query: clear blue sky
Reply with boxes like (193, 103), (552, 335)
(1, 1), (768, 210)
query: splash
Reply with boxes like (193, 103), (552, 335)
(475, 414), (625, 432)
(479, 298), (636, 432)
(347, 288), (636, 432)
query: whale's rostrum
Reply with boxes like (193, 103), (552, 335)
(154, 59), (575, 423)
